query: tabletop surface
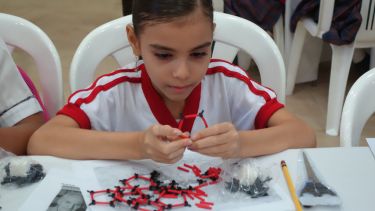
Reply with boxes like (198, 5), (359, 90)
(1, 147), (374, 211)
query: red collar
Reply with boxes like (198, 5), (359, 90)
(141, 66), (201, 133)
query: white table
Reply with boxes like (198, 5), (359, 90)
(293, 147), (375, 211)
(367, 138), (375, 159)
(1, 147), (374, 211)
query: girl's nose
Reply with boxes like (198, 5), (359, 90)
(172, 60), (190, 80)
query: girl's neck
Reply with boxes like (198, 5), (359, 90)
(164, 100), (185, 119)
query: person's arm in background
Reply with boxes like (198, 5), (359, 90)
(0, 113), (44, 155)
(0, 37), (44, 155)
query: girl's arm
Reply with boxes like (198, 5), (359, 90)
(0, 112), (44, 155)
(190, 108), (316, 158)
(237, 108), (316, 157)
(28, 115), (192, 162)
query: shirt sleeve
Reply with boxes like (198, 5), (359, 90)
(57, 103), (92, 129)
(57, 73), (123, 130)
(0, 38), (42, 127)
(229, 74), (284, 130)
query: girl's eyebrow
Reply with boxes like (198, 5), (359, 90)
(149, 42), (212, 52)
(190, 42), (212, 51)
(150, 44), (174, 51)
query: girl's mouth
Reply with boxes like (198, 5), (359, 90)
(168, 84), (193, 94)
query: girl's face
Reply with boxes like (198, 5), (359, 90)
(128, 8), (214, 106)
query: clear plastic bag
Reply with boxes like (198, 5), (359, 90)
(0, 156), (45, 187)
(217, 159), (282, 206)
(0, 147), (15, 160)
(296, 151), (341, 207)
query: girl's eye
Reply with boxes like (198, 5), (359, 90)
(154, 53), (172, 59)
(191, 52), (208, 58)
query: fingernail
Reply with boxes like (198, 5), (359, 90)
(173, 129), (182, 135)
(191, 134), (197, 140)
(185, 140), (192, 146)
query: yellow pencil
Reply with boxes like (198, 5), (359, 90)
(281, 160), (303, 211)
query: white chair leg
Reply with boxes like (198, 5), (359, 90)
(286, 21), (307, 95)
(370, 47), (375, 69)
(284, 0), (300, 65)
(325, 44), (355, 136)
(212, 0), (224, 12)
(273, 17), (284, 58)
(295, 35), (322, 83)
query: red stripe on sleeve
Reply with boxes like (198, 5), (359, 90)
(57, 103), (91, 129)
(254, 99), (284, 129)
(206, 65), (272, 101)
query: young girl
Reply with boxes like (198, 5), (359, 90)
(28, 0), (315, 163)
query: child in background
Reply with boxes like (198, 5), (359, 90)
(28, 0), (315, 162)
(0, 38), (44, 156)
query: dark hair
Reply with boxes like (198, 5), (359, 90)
(132, 0), (213, 36)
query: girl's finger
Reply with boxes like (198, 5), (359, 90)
(189, 132), (228, 150)
(151, 148), (185, 164)
(159, 138), (192, 155)
(191, 141), (229, 155)
(191, 122), (232, 141)
(166, 147), (185, 161)
(153, 125), (182, 137)
(166, 131), (190, 141)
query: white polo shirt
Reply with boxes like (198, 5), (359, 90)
(58, 59), (283, 134)
(0, 38), (42, 127)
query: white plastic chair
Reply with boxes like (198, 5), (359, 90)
(0, 13), (64, 118)
(340, 68), (375, 147)
(220, 0), (285, 73)
(212, 0), (278, 71)
(287, 0), (375, 136)
(212, 0), (224, 13)
(236, 16), (284, 72)
(70, 12), (286, 103)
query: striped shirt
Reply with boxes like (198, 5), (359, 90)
(58, 59), (284, 134)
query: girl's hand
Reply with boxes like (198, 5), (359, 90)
(141, 124), (192, 164)
(189, 122), (240, 159)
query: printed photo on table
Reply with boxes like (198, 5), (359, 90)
(46, 184), (86, 211)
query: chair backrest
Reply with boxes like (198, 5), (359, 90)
(211, 12), (285, 102)
(355, 0), (375, 47)
(301, 0), (335, 37)
(0, 13), (63, 118)
(340, 67), (375, 147)
(301, 0), (375, 47)
(70, 12), (285, 103)
(69, 15), (134, 93)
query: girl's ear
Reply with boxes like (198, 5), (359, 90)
(126, 24), (141, 56)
